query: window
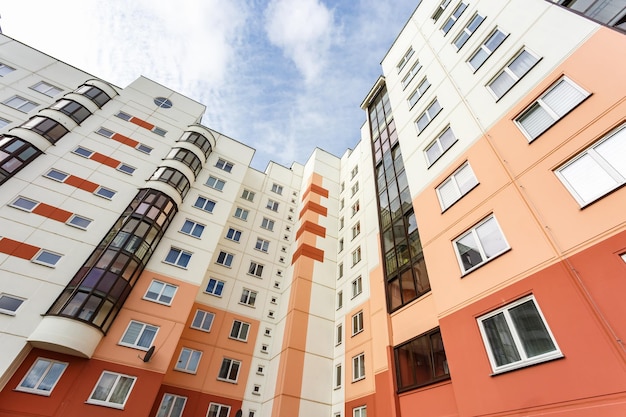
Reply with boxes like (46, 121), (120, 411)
(266, 199), (279, 212)
(191, 309), (215, 332)
(416, 99), (442, 133)
(261, 217), (275, 231)
(88, 371), (136, 408)
(0, 117), (10, 128)
(234, 207), (249, 220)
(394, 328), (450, 391)
(10, 196), (38, 212)
(175, 348), (202, 373)
(338, 263), (344, 279)
(555, 123), (626, 206)
(515, 77), (589, 141)
(136, 143), (153, 154)
(341, 181), (345, 192)
(339, 238), (344, 252)
(144, 280), (177, 305)
(432, 0), (452, 21)
(336, 323), (343, 345)
(408, 78), (431, 108)
(218, 358), (241, 383)
(180, 219), (205, 238)
(3, 96), (38, 112)
(21, 116), (68, 143)
(271, 183), (283, 194)
(352, 353), (365, 381)
(340, 198), (345, 210)
(488, 49), (540, 99)
(241, 189), (255, 201)
(152, 127), (167, 137)
(165, 248), (192, 268)
(216, 251), (234, 267)
(120, 320), (158, 350)
(255, 238), (270, 253)
(351, 222), (361, 240)
(154, 97), (173, 108)
(225, 227), (242, 242)
(205, 278), (225, 296)
(335, 364), (342, 388)
(150, 167), (190, 199)
(67, 214), (92, 229)
(32, 250), (62, 267)
(94, 186), (116, 199)
(441, 2), (467, 34)
(31, 81), (62, 97)
(252, 384), (261, 395)
(453, 13), (484, 50)
(248, 261), (264, 277)
(240, 289), (257, 307)
(352, 276), (363, 298)
(436, 162), (478, 210)
(351, 182), (359, 196)
(337, 291), (343, 309)
(206, 176), (226, 191)
(0, 137), (41, 184)
(0, 63), (15, 76)
(351, 201), (360, 217)
(50, 99), (91, 124)
(352, 311), (364, 335)
(97, 127), (114, 138)
(396, 47), (414, 72)
(17, 358), (67, 395)
(454, 215), (509, 274)
(353, 407), (366, 417)
(216, 158), (233, 173)
(156, 393), (187, 417)
(115, 111), (132, 121)
(339, 217), (345, 230)
(478, 295), (561, 373)
(117, 163), (136, 175)
(230, 320), (250, 341)
(207, 403), (231, 417)
(401, 61), (422, 89)
(352, 247), (362, 266)
(0, 293), (24, 315)
(425, 126), (457, 166)
(468, 28), (507, 71)
(257, 365), (265, 375)
(76, 84), (110, 107)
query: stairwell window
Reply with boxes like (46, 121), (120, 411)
(515, 77), (589, 141)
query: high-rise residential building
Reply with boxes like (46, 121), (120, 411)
(0, 1), (625, 416)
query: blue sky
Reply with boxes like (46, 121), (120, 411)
(2, 0), (418, 170)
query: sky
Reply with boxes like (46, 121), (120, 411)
(1, 0), (419, 171)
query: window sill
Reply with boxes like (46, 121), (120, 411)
(440, 182), (479, 214)
(86, 400), (125, 409)
(490, 352), (564, 376)
(217, 377), (238, 384)
(14, 387), (52, 396)
(163, 261), (188, 270)
(460, 247), (511, 277)
(352, 376), (365, 383)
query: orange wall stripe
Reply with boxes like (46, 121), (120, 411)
(298, 201), (328, 219)
(291, 243), (324, 264)
(32, 203), (72, 223)
(90, 152), (120, 168)
(296, 220), (326, 240)
(130, 117), (155, 130)
(65, 175), (99, 192)
(112, 133), (139, 148)
(302, 182), (330, 200)
(0, 237), (40, 260)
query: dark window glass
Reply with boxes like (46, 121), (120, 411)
(394, 328), (450, 392)
(50, 99), (91, 124)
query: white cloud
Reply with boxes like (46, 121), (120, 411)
(264, 0), (335, 83)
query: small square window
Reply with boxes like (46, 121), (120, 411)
(165, 247), (192, 268)
(0, 293), (25, 315)
(136, 143), (153, 154)
(120, 320), (158, 350)
(218, 358), (241, 383)
(257, 365), (265, 375)
(352, 353), (365, 381)
(255, 238), (270, 253)
(72, 146), (94, 158)
(32, 250), (62, 267)
(87, 371), (136, 408)
(205, 278), (225, 296)
(144, 280), (178, 305)
(44, 169), (69, 182)
(271, 183), (283, 194)
(191, 309), (215, 332)
(230, 320), (250, 341)
(17, 358), (67, 395)
(216, 251), (234, 267)
(266, 199), (279, 212)
(225, 227), (242, 242)
(117, 163), (136, 175)
(67, 214), (92, 229)
(194, 196), (216, 213)
(241, 189), (255, 201)
(216, 158), (233, 173)
(261, 217), (275, 231)
(175, 348), (202, 373)
(115, 111), (132, 121)
(31, 81), (63, 97)
(234, 207), (249, 220)
(180, 219), (205, 238)
(10, 196), (38, 212)
(252, 384), (261, 395)
(95, 186), (116, 200)
(206, 176), (226, 191)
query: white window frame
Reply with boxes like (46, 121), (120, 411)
(215, 158), (233, 173)
(352, 247), (362, 266)
(271, 183), (283, 194)
(0, 293), (25, 315)
(10, 196), (38, 212)
(16, 358), (67, 395)
(453, 215), (510, 274)
(425, 126), (458, 166)
(468, 28), (507, 71)
(31, 249), (62, 267)
(266, 199), (279, 212)
(352, 276), (363, 298)
(217, 358), (241, 383)
(431, 0), (452, 21)
(261, 217), (275, 231)
(180, 219), (205, 238)
(336, 323), (343, 345)
(72, 146), (94, 158)
(555, 123), (626, 207)
(67, 214), (92, 229)
(452, 13), (485, 50)
(230, 320), (251, 342)
(353, 406), (366, 417)
(352, 353), (365, 381)
(207, 403), (231, 417)
(351, 222), (361, 240)
(240, 288), (257, 307)
(216, 251), (234, 267)
(87, 371), (136, 408)
(194, 196), (216, 213)
(337, 290), (343, 309)
(234, 207), (249, 220)
(175, 347), (202, 374)
(401, 61), (422, 89)
(144, 280), (178, 305)
(119, 320), (159, 350)
(156, 393), (187, 417)
(117, 163), (136, 175)
(248, 261), (264, 277)
(487, 49), (540, 99)
(441, 1), (467, 34)
(94, 186), (116, 200)
(352, 311), (364, 335)
(515, 76), (589, 142)
(255, 238), (270, 253)
(416, 99), (442, 134)
(241, 189), (255, 201)
(335, 363), (342, 388)
(206, 176), (226, 191)
(3, 95), (38, 112)
(408, 77), (431, 109)
(396, 47), (414, 73)
(225, 227), (242, 242)
(205, 278), (225, 297)
(191, 309), (215, 332)
(477, 295), (562, 374)
(44, 168), (69, 182)
(436, 161), (479, 211)
(164, 247), (192, 268)
(31, 81), (63, 97)
(0, 62), (16, 76)
(351, 200), (360, 217)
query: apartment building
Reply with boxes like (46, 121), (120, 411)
(0, 1), (625, 417)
